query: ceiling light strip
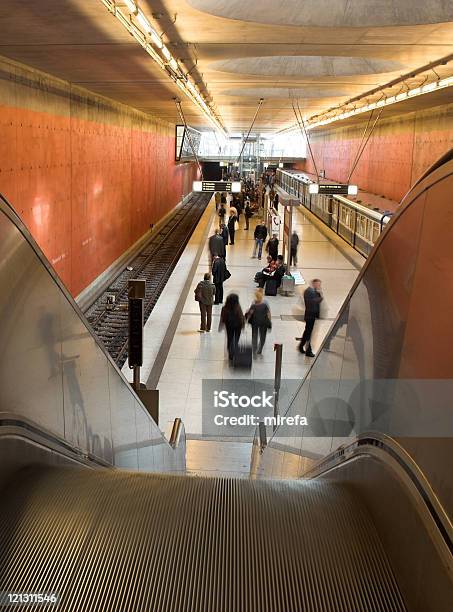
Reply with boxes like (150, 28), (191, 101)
(278, 74), (453, 135)
(100, 0), (226, 136)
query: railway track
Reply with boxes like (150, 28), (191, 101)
(84, 192), (212, 368)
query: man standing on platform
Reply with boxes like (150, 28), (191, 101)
(227, 209), (238, 245)
(194, 273), (215, 333)
(297, 279), (323, 358)
(252, 220), (267, 259)
(209, 228), (226, 263)
(212, 255), (230, 305)
(220, 222), (229, 252)
(244, 198), (253, 230)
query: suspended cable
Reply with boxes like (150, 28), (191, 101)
(347, 109), (374, 184)
(174, 97), (203, 180)
(236, 98), (264, 168)
(292, 100), (320, 184)
(347, 107), (384, 183)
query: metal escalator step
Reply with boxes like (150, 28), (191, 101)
(0, 468), (406, 612)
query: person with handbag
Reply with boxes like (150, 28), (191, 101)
(219, 293), (245, 362)
(194, 273), (216, 333)
(246, 289), (272, 355)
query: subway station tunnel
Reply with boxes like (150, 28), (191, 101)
(0, 1), (452, 610)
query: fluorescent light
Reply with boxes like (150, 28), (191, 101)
(278, 74), (453, 135)
(150, 29), (163, 49)
(193, 181), (203, 192)
(308, 184), (319, 194)
(123, 0), (136, 12)
(348, 185), (358, 196)
(232, 181), (242, 193)
(161, 45), (171, 60)
(100, 0), (226, 136)
(136, 9), (150, 32)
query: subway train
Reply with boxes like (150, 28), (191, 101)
(276, 168), (393, 257)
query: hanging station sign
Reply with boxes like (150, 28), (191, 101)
(308, 183), (358, 196)
(193, 181), (242, 193)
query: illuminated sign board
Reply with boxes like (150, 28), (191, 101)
(309, 183), (358, 196)
(193, 181), (242, 193)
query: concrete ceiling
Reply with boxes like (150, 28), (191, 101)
(0, 0), (452, 133)
(188, 0), (453, 28)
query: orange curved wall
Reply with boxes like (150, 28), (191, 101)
(0, 57), (198, 296)
(295, 103), (453, 203)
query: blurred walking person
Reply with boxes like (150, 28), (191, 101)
(266, 233), (279, 261)
(290, 231), (299, 266)
(219, 293), (245, 362)
(246, 289), (272, 355)
(297, 279), (323, 357)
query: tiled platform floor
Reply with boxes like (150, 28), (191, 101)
(156, 202), (362, 445)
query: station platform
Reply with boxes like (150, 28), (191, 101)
(123, 194), (364, 469)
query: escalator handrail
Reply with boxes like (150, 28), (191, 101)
(303, 432), (453, 553)
(0, 192), (176, 452)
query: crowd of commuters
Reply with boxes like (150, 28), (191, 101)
(195, 172), (323, 363)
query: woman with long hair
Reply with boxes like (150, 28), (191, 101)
(219, 293), (245, 361)
(246, 289), (272, 355)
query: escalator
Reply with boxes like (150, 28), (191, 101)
(0, 466), (405, 611)
(1, 153), (453, 611)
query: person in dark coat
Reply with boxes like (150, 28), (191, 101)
(220, 223), (229, 250)
(290, 231), (299, 266)
(246, 289), (271, 355)
(227, 211), (238, 245)
(235, 200), (243, 225)
(266, 234), (279, 261)
(209, 229), (226, 262)
(244, 199), (253, 230)
(274, 255), (287, 288)
(194, 272), (216, 332)
(297, 279), (323, 357)
(212, 255), (229, 305)
(218, 204), (226, 227)
(253, 221), (268, 259)
(219, 293), (245, 361)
